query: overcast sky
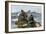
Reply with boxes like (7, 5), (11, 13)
(11, 5), (42, 13)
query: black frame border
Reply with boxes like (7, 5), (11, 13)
(5, 1), (45, 33)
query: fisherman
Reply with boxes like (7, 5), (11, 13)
(16, 10), (28, 28)
(28, 14), (36, 27)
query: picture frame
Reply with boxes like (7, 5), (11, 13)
(5, 1), (45, 33)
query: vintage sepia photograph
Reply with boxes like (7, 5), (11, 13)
(5, 1), (45, 32)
